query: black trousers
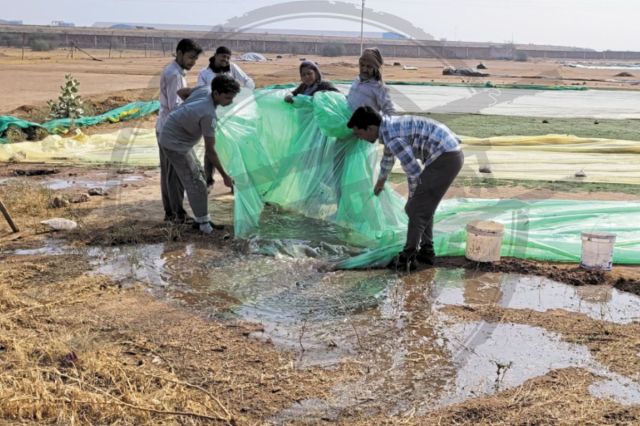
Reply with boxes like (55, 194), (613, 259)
(404, 150), (464, 252)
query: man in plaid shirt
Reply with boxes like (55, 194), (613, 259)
(347, 106), (464, 270)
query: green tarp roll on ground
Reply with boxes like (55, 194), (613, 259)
(0, 116), (41, 137)
(42, 100), (160, 134)
(0, 100), (160, 143)
(267, 81), (590, 91)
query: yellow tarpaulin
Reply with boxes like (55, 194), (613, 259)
(453, 134), (640, 185)
(0, 128), (160, 166)
(1, 129), (639, 185)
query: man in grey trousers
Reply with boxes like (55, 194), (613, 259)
(158, 75), (240, 234)
(347, 106), (464, 270)
(156, 38), (202, 223)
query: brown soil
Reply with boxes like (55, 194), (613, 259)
(4, 46), (639, 140)
(7, 88), (158, 124)
(2, 47), (639, 115)
(1, 165), (639, 424)
(2, 46), (640, 423)
(0, 253), (349, 425)
(435, 257), (640, 296)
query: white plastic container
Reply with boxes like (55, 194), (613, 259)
(580, 232), (616, 271)
(465, 220), (504, 262)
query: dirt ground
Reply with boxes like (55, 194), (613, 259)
(1, 47), (639, 424)
(1, 47), (639, 114)
(1, 162), (639, 425)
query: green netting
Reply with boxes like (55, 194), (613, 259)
(213, 89), (640, 268)
(266, 81), (589, 91)
(335, 198), (640, 269)
(0, 116), (42, 135)
(42, 101), (160, 134)
(215, 90), (409, 241)
(0, 101), (160, 144)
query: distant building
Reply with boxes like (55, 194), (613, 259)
(51, 21), (75, 27)
(91, 22), (399, 39)
(109, 23), (135, 30)
(383, 32), (406, 40)
(95, 22), (223, 32)
(0, 19), (23, 25)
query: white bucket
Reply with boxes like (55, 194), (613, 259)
(465, 220), (504, 262)
(580, 232), (616, 271)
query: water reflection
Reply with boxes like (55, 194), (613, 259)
(84, 242), (640, 418)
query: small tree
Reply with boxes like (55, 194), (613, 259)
(47, 74), (84, 119)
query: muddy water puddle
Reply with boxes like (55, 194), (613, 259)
(82, 242), (640, 418)
(43, 173), (144, 191)
(0, 171), (145, 191)
(435, 270), (640, 324)
(247, 206), (365, 261)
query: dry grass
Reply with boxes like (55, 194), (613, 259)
(0, 179), (190, 246)
(423, 368), (639, 425)
(66, 218), (182, 246)
(0, 254), (347, 425)
(347, 368), (640, 425)
(63, 217), (233, 247)
(0, 178), (100, 242)
(2, 166), (640, 424)
(0, 180), (55, 228)
(2, 254), (639, 425)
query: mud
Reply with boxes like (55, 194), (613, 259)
(2, 163), (639, 424)
(437, 256), (640, 296)
(21, 239), (632, 420)
(43, 173), (144, 191)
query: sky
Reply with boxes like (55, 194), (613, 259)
(1, 0), (639, 51)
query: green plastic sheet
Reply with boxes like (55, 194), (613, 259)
(215, 89), (409, 242)
(335, 198), (640, 269)
(2, 89), (637, 268)
(42, 101), (160, 134)
(0, 101), (160, 143)
(213, 89), (640, 268)
(0, 116), (42, 139)
(266, 80), (590, 91)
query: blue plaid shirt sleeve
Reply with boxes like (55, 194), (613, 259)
(378, 145), (395, 181)
(385, 137), (423, 198)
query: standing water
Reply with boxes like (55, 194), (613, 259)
(85, 241), (640, 419)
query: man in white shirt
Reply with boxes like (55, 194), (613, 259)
(156, 39), (202, 223)
(197, 46), (255, 187)
(197, 46), (255, 90)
